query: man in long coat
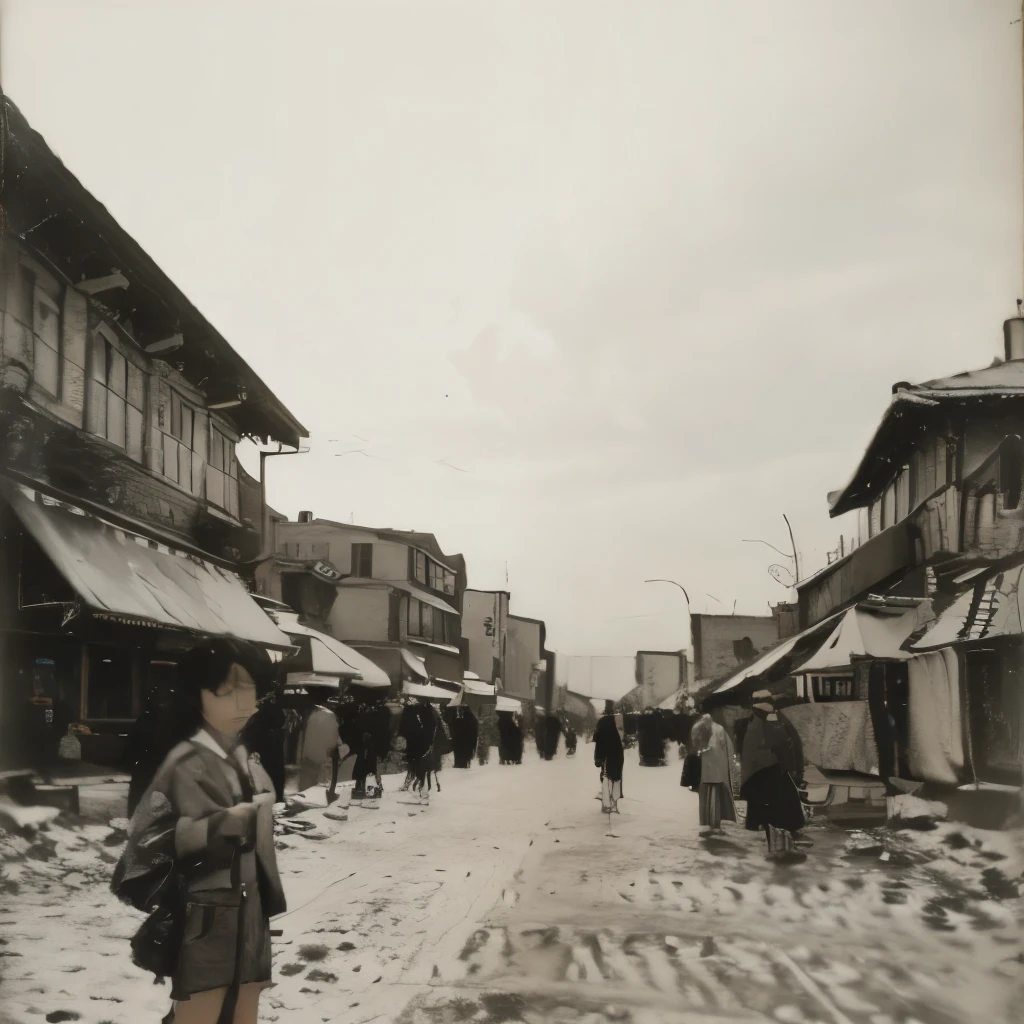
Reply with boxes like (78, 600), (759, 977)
(594, 701), (625, 813)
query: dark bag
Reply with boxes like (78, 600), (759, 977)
(680, 753), (702, 791)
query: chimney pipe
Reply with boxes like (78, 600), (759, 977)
(298, 511), (313, 523)
(1004, 318), (1024, 361)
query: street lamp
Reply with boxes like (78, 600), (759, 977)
(644, 578), (691, 647)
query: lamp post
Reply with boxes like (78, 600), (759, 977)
(644, 578), (691, 644)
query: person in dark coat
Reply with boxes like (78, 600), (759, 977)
(594, 701), (625, 813)
(449, 705), (479, 769)
(542, 711), (562, 760)
(740, 691), (808, 859)
(563, 720), (578, 756)
(123, 685), (177, 817)
(637, 709), (667, 767)
(241, 690), (286, 803)
(497, 711), (520, 764)
(399, 698), (436, 804)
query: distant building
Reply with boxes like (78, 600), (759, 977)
(620, 650), (686, 712)
(259, 514), (466, 690)
(691, 613), (780, 689)
(505, 614), (553, 711)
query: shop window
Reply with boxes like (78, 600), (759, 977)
(207, 425), (239, 516)
(999, 436), (1023, 511)
(351, 543), (373, 578)
(85, 646), (137, 720)
(810, 675), (854, 702)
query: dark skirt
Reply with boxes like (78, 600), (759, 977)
(741, 763), (805, 835)
(699, 783), (736, 828)
(172, 852), (271, 1000)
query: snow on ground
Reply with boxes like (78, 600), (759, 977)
(0, 748), (1021, 1024)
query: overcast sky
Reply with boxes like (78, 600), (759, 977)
(2, 1), (1021, 660)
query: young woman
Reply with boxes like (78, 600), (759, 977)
(690, 714), (737, 835)
(113, 640), (286, 1024)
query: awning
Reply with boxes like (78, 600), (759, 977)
(401, 647), (430, 680)
(268, 610), (391, 688)
(712, 612), (843, 695)
(462, 678), (496, 697)
(464, 671), (482, 681)
(496, 695), (522, 713)
(391, 581), (460, 616)
(5, 483), (291, 648)
(797, 603), (925, 674)
(402, 681), (455, 701)
(907, 565), (1024, 652)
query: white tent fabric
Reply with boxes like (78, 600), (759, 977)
(797, 604), (923, 674)
(712, 633), (804, 695)
(402, 681), (455, 701)
(496, 695), (522, 712)
(906, 649), (964, 785)
(268, 611), (391, 688)
(462, 678), (496, 696)
(401, 647), (430, 680)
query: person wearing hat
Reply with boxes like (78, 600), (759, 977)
(740, 690), (807, 859)
(594, 700), (625, 814)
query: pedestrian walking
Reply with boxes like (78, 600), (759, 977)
(691, 714), (736, 834)
(297, 688), (343, 792)
(399, 697), (436, 803)
(593, 701), (625, 814)
(449, 705), (479, 769)
(497, 710), (521, 764)
(543, 711), (563, 760)
(111, 639), (286, 1024)
(564, 721), (578, 757)
(739, 691), (808, 860)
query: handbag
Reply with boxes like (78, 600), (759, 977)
(680, 753), (702, 791)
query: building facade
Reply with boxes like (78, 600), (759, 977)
(461, 589), (509, 687)
(261, 515), (467, 690)
(0, 95), (303, 766)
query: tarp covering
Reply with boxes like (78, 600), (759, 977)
(797, 604), (923, 673)
(402, 681), (455, 701)
(5, 483), (291, 647)
(907, 565), (1024, 652)
(401, 647), (430, 680)
(907, 649), (964, 785)
(269, 611), (391, 688)
(782, 701), (879, 775)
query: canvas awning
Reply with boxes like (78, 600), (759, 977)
(391, 581), (460, 616)
(4, 483), (291, 648)
(268, 611), (391, 688)
(401, 647), (430, 680)
(796, 603), (925, 674)
(402, 681), (455, 701)
(462, 678), (496, 697)
(907, 565), (1024, 652)
(496, 695), (522, 713)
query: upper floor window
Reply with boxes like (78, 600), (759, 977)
(207, 425), (239, 516)
(352, 543), (373, 578)
(413, 550), (427, 584)
(87, 328), (146, 462)
(161, 390), (204, 496)
(407, 597), (456, 645)
(27, 268), (62, 397)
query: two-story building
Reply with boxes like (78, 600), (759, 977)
(0, 96), (305, 766)
(707, 318), (1024, 812)
(259, 513), (467, 692)
(461, 588), (509, 688)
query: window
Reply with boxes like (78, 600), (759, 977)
(32, 277), (62, 396)
(206, 424), (238, 515)
(86, 330), (146, 461)
(352, 543), (373, 578)
(999, 436), (1023, 511)
(810, 675), (854, 702)
(86, 645), (137, 720)
(407, 597), (455, 644)
(414, 551), (427, 584)
(443, 570), (456, 596)
(428, 561), (443, 591)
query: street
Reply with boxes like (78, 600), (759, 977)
(1, 747), (1021, 1024)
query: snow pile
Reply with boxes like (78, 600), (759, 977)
(0, 799), (61, 833)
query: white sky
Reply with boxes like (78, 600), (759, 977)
(2, 1), (1021, 658)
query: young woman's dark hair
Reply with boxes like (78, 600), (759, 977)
(163, 638), (273, 747)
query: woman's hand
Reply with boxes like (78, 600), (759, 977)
(216, 801), (257, 838)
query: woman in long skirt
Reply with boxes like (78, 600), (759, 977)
(690, 714), (736, 833)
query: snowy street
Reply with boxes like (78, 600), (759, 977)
(1, 748), (1022, 1024)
